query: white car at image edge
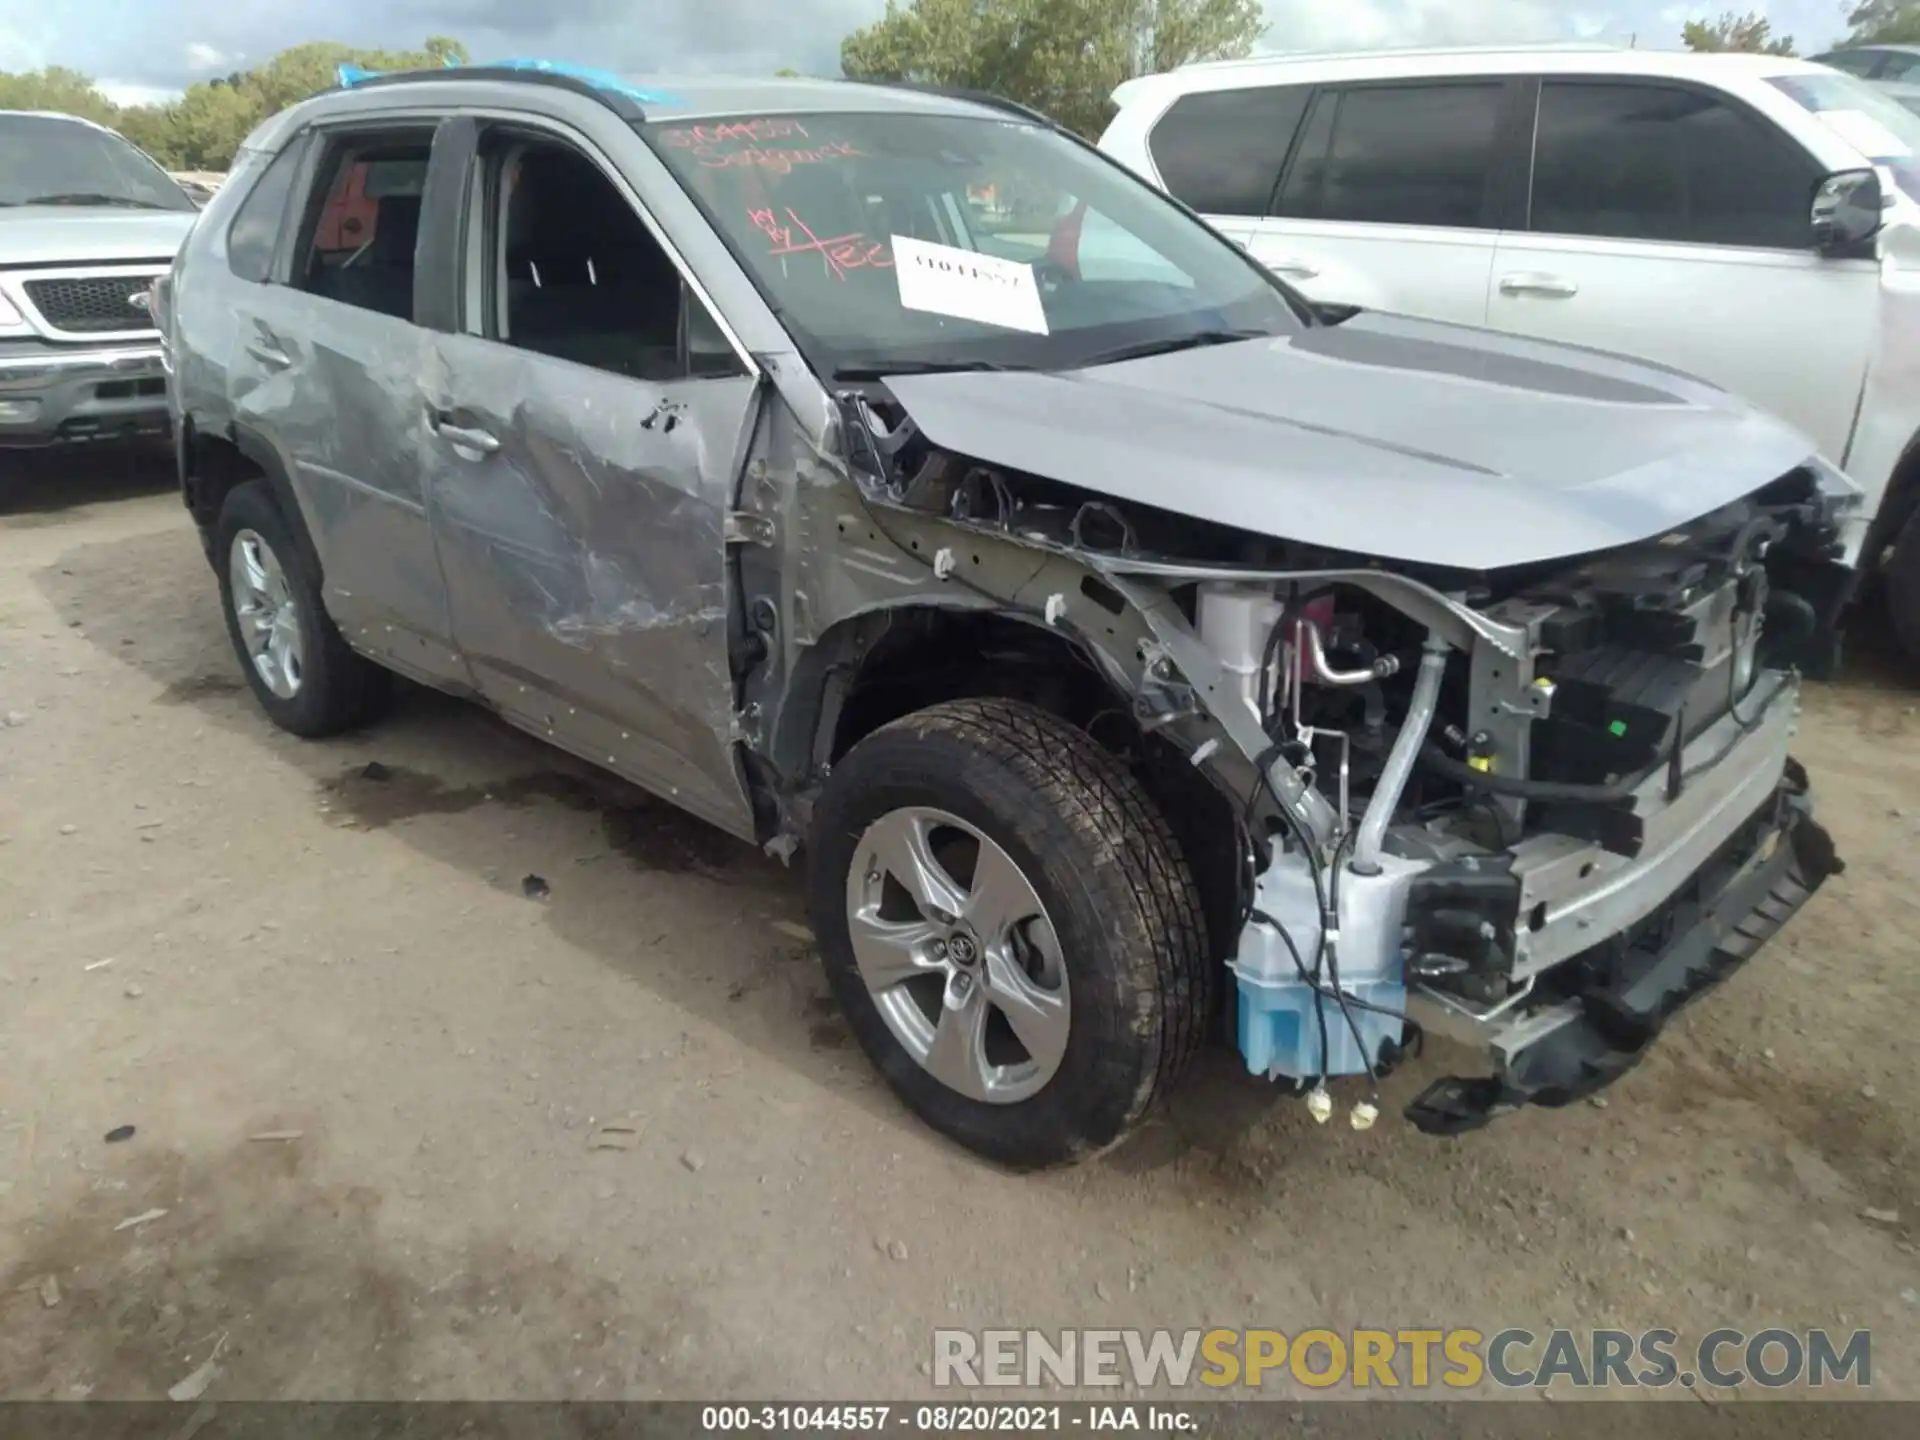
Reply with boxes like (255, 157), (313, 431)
(1099, 44), (1920, 659)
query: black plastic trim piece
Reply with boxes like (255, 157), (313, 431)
(413, 116), (478, 336)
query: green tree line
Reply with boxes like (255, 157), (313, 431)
(0, 38), (467, 171)
(8, 0), (1920, 173)
(1668, 0), (1920, 56)
(1681, 11), (1798, 54)
(840, 0), (1266, 140)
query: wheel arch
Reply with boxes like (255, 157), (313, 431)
(181, 419), (324, 586)
(771, 602), (1132, 780)
(765, 600), (1245, 968)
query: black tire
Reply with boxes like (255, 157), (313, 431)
(1889, 506), (1920, 663)
(213, 479), (388, 737)
(808, 698), (1212, 1169)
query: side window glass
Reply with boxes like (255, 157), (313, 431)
(1281, 84), (1504, 229)
(226, 142), (303, 283)
(291, 133), (432, 320)
(1532, 83), (1817, 249)
(481, 137), (743, 383)
(1815, 52), (1878, 77)
(1146, 85), (1311, 216)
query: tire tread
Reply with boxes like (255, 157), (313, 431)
(1889, 507), (1920, 662)
(865, 698), (1213, 1155)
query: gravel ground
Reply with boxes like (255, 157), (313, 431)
(1, 449), (1917, 1404)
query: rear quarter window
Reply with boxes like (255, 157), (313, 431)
(1814, 50), (1888, 78)
(1145, 85), (1311, 217)
(225, 143), (304, 283)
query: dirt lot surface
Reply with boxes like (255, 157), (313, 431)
(2, 450), (1918, 1405)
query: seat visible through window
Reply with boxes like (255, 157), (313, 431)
(496, 144), (685, 379)
(299, 142), (429, 320)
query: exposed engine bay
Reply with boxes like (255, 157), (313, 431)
(829, 388), (1857, 1134)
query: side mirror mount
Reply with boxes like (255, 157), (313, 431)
(1812, 167), (1885, 257)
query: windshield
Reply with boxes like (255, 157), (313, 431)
(0, 114), (196, 211)
(1770, 71), (1920, 204)
(644, 110), (1302, 375)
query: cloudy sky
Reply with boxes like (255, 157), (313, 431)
(0, 0), (1864, 106)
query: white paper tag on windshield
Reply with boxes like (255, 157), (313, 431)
(891, 235), (1050, 334)
(1817, 108), (1913, 159)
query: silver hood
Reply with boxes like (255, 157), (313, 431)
(0, 208), (198, 267)
(883, 311), (1826, 572)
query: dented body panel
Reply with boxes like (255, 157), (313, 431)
(238, 292), (460, 685)
(422, 337), (761, 835)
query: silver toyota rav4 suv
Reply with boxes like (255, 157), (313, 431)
(158, 64), (1859, 1167)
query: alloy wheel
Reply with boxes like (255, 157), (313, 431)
(844, 806), (1070, 1104)
(228, 528), (304, 700)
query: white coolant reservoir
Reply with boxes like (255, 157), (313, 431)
(1196, 584), (1286, 724)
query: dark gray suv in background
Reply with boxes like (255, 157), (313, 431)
(156, 65), (1858, 1168)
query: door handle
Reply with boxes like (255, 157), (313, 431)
(244, 340), (291, 370)
(1264, 256), (1322, 279)
(430, 416), (501, 456)
(1499, 272), (1580, 299)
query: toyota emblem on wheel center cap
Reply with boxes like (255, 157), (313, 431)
(947, 933), (979, 967)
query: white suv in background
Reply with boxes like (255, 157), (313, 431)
(1099, 45), (1920, 658)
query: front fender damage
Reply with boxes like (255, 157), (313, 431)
(729, 382), (1850, 1135)
(729, 381), (1345, 869)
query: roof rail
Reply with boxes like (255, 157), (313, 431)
(332, 60), (684, 122)
(0, 108), (123, 135)
(858, 79), (1058, 128)
(1176, 41), (1622, 72)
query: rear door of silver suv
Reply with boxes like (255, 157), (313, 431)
(216, 114), (466, 690)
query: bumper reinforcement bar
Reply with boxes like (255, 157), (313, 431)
(1406, 766), (1841, 1136)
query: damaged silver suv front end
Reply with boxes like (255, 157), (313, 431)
(794, 348), (1859, 1137)
(166, 74), (1861, 1164)
(644, 95), (1863, 1148)
(1137, 553), (1841, 1135)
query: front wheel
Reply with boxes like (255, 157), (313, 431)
(1888, 506), (1920, 663)
(808, 699), (1211, 1169)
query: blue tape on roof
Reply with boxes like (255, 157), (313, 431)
(483, 59), (685, 106)
(334, 57), (683, 107)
